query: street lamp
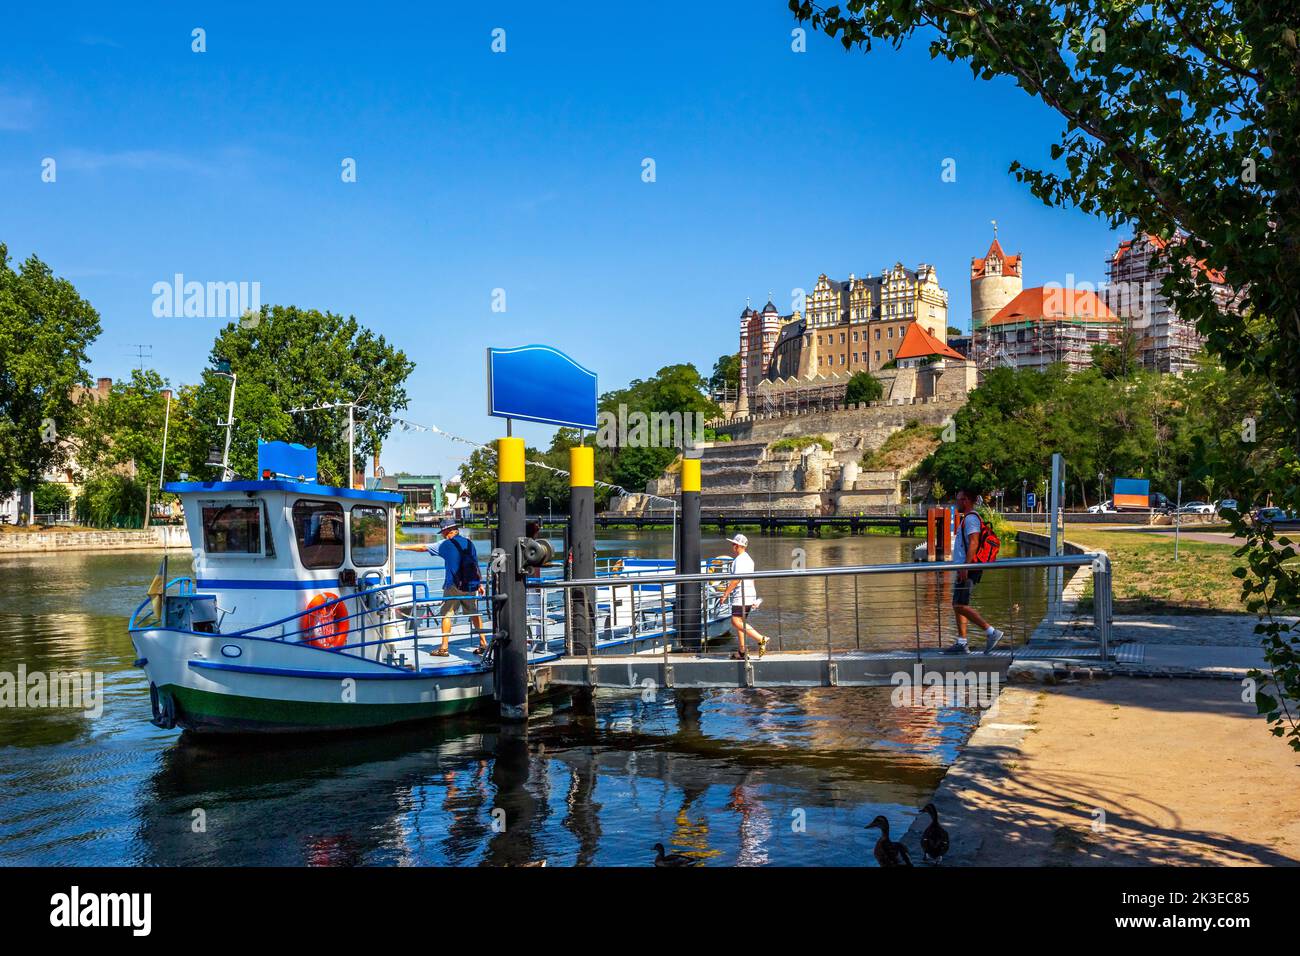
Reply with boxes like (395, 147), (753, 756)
(1097, 471), (1105, 510)
(544, 496), (552, 525)
(211, 361), (237, 482)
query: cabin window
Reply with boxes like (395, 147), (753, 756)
(292, 500), (345, 569)
(350, 506), (389, 567)
(200, 501), (263, 555)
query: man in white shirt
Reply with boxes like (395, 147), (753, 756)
(945, 489), (1005, 654)
(718, 534), (767, 659)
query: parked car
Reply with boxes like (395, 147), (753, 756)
(1254, 507), (1294, 526)
(1216, 499), (1239, 516)
(1178, 501), (1214, 515)
(1087, 500), (1116, 514)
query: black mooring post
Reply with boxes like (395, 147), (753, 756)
(676, 457), (703, 651)
(497, 437), (528, 721)
(568, 446), (596, 656)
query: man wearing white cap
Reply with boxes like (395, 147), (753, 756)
(718, 533), (767, 659)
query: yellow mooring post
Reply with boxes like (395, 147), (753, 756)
(496, 437), (528, 721)
(675, 456), (703, 650)
(568, 446), (596, 656)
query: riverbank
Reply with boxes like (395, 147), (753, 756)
(0, 525), (190, 553)
(907, 679), (1299, 865)
(909, 530), (1293, 865)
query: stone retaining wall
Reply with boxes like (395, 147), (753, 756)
(0, 525), (192, 553)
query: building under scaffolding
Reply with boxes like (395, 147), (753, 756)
(974, 286), (1121, 373)
(1104, 233), (1236, 375)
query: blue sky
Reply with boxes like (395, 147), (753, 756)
(1, 2), (1123, 477)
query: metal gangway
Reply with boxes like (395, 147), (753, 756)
(530, 552), (1114, 691)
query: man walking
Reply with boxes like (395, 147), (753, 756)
(718, 533), (768, 659)
(428, 517), (486, 656)
(945, 489), (1005, 654)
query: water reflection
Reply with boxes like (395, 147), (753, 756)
(0, 531), (1038, 866)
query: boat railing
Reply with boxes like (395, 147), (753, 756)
(132, 579), (494, 672)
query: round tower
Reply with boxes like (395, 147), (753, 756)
(970, 235), (1023, 332)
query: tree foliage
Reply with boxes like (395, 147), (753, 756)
(185, 306), (415, 486)
(844, 370), (884, 404)
(0, 245), (101, 499)
(790, 0), (1300, 750)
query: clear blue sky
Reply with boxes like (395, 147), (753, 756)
(1, 2), (1122, 478)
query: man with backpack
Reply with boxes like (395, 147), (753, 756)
(428, 517), (486, 657)
(944, 488), (1005, 655)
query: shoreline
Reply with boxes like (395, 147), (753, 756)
(0, 526), (191, 554)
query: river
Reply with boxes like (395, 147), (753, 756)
(0, 529), (1046, 866)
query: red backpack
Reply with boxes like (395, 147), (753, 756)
(968, 512), (1000, 563)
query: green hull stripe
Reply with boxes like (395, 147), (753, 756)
(166, 684), (490, 732)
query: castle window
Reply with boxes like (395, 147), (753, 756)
(888, 349), (894, 359)
(874, 329), (881, 340)
(875, 351), (881, 362)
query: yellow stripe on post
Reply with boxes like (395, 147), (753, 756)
(498, 437), (525, 483)
(680, 457), (701, 493)
(569, 446), (594, 487)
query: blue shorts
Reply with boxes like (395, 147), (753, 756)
(952, 570), (983, 606)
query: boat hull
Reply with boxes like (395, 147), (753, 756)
(132, 628), (502, 735)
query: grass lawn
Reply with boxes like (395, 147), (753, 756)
(1064, 528), (1249, 614)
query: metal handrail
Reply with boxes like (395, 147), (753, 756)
(532, 553), (1105, 589)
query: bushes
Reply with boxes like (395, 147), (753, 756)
(75, 473), (147, 528)
(33, 481), (72, 518)
(769, 435), (833, 454)
(844, 371), (884, 405)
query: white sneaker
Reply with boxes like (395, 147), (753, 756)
(984, 629), (1005, 654)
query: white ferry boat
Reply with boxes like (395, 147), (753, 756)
(129, 448), (732, 734)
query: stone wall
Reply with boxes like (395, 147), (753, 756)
(0, 525), (192, 553)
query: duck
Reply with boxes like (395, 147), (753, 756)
(918, 803), (949, 864)
(865, 815), (913, 867)
(653, 842), (698, 867)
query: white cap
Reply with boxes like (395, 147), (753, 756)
(728, 533), (749, 548)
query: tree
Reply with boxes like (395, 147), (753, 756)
(597, 363), (720, 496)
(709, 353), (740, 395)
(33, 481), (71, 518)
(0, 245), (101, 516)
(790, 0), (1300, 748)
(844, 371), (884, 405)
(458, 443), (499, 507)
(184, 306), (415, 486)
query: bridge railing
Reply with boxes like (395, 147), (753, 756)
(530, 552), (1113, 667)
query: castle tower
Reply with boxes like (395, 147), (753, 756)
(970, 228), (1023, 332)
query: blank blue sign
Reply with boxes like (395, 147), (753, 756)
(486, 345), (598, 430)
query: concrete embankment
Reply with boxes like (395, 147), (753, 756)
(0, 525), (191, 553)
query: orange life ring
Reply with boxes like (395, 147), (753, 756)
(303, 592), (349, 649)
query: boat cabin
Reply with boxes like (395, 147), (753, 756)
(162, 443), (402, 637)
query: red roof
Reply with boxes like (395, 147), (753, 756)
(988, 287), (1118, 326)
(895, 322), (965, 361)
(971, 238), (1022, 278)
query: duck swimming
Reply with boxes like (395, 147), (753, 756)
(653, 843), (698, 867)
(918, 803), (949, 864)
(865, 815), (913, 867)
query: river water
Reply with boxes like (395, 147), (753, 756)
(0, 529), (1046, 866)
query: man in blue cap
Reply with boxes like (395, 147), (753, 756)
(427, 517), (486, 656)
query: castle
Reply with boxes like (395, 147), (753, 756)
(734, 262), (973, 418)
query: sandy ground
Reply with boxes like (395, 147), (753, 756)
(909, 678), (1300, 866)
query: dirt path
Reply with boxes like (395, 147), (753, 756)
(910, 678), (1300, 866)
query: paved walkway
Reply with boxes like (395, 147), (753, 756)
(905, 679), (1300, 866)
